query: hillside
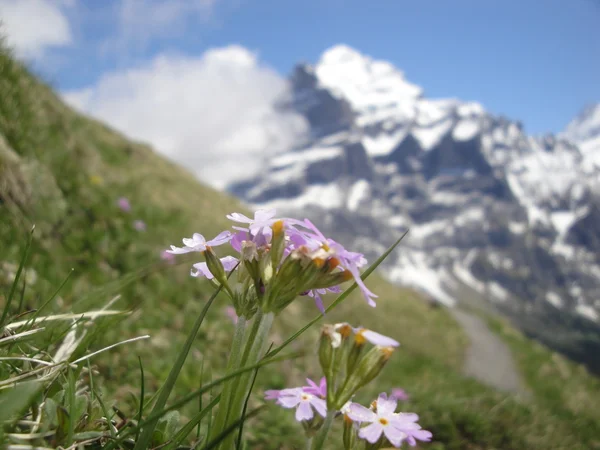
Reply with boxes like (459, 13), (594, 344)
(1, 43), (600, 449)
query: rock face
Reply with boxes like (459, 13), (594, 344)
(229, 45), (600, 373)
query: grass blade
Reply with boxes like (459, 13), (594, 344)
(0, 225), (34, 329)
(25, 268), (75, 330)
(167, 394), (220, 449)
(132, 285), (222, 450)
(266, 230), (409, 359)
(103, 350), (302, 450)
(136, 357), (145, 442)
(203, 406), (264, 450)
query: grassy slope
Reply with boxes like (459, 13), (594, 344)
(1, 44), (600, 449)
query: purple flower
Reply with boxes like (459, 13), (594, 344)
(117, 197), (131, 212)
(305, 287), (340, 314)
(133, 220), (146, 232)
(391, 388), (410, 402)
(167, 231), (232, 255)
(225, 306), (238, 324)
(191, 255), (238, 279)
(302, 377), (326, 398)
(226, 209), (278, 239)
(291, 219), (378, 307)
(347, 394), (432, 448)
(271, 387), (327, 422)
(160, 250), (176, 264)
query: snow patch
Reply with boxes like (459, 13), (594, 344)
(271, 146), (343, 168)
(411, 119), (453, 150)
(363, 128), (407, 157)
(347, 180), (371, 211)
(576, 304), (598, 322)
(259, 183), (344, 210)
(452, 119), (480, 141)
(489, 282), (510, 301)
(390, 253), (456, 306)
(545, 291), (563, 309)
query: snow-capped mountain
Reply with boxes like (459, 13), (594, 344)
(229, 45), (600, 372)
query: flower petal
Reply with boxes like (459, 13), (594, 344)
(376, 393), (398, 416)
(309, 397), (327, 418)
(383, 425), (407, 448)
(295, 400), (314, 421)
(347, 403), (376, 423)
(226, 212), (253, 223)
(191, 262), (212, 279)
(220, 255), (239, 272)
(277, 395), (301, 409)
(359, 422), (384, 444)
(254, 208), (277, 222)
(206, 230), (232, 246)
(361, 329), (399, 348)
(409, 429), (432, 443)
(167, 245), (194, 255)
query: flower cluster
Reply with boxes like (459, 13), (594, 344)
(166, 208), (432, 449)
(166, 209), (376, 317)
(343, 393), (432, 449)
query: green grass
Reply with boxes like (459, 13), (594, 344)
(1, 40), (600, 449)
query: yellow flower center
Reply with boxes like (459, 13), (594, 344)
(379, 418), (389, 425)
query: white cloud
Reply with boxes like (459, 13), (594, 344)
(0, 0), (73, 58)
(63, 46), (308, 188)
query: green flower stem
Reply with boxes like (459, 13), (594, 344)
(305, 436), (313, 449)
(311, 410), (335, 450)
(209, 314), (247, 442)
(218, 310), (275, 449)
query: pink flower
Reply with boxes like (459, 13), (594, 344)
(272, 388), (327, 422)
(117, 197), (131, 212)
(133, 220), (146, 232)
(347, 393), (432, 448)
(302, 377), (326, 398)
(160, 250), (176, 264)
(225, 306), (238, 324)
(391, 388), (410, 402)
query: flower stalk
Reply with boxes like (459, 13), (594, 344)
(310, 410), (335, 450)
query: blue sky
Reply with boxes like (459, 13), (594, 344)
(9, 0), (598, 134)
(0, 0), (598, 186)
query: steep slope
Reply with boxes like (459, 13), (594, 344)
(230, 45), (600, 373)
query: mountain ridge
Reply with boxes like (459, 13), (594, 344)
(230, 44), (600, 373)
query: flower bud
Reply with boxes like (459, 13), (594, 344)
(270, 220), (286, 268)
(342, 414), (356, 450)
(202, 247), (232, 293)
(318, 325), (337, 375)
(336, 346), (395, 407)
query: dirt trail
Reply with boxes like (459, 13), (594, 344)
(450, 308), (529, 395)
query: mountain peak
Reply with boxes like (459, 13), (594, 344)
(315, 44), (423, 127)
(563, 102), (600, 143)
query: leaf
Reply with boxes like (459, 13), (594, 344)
(0, 381), (40, 424)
